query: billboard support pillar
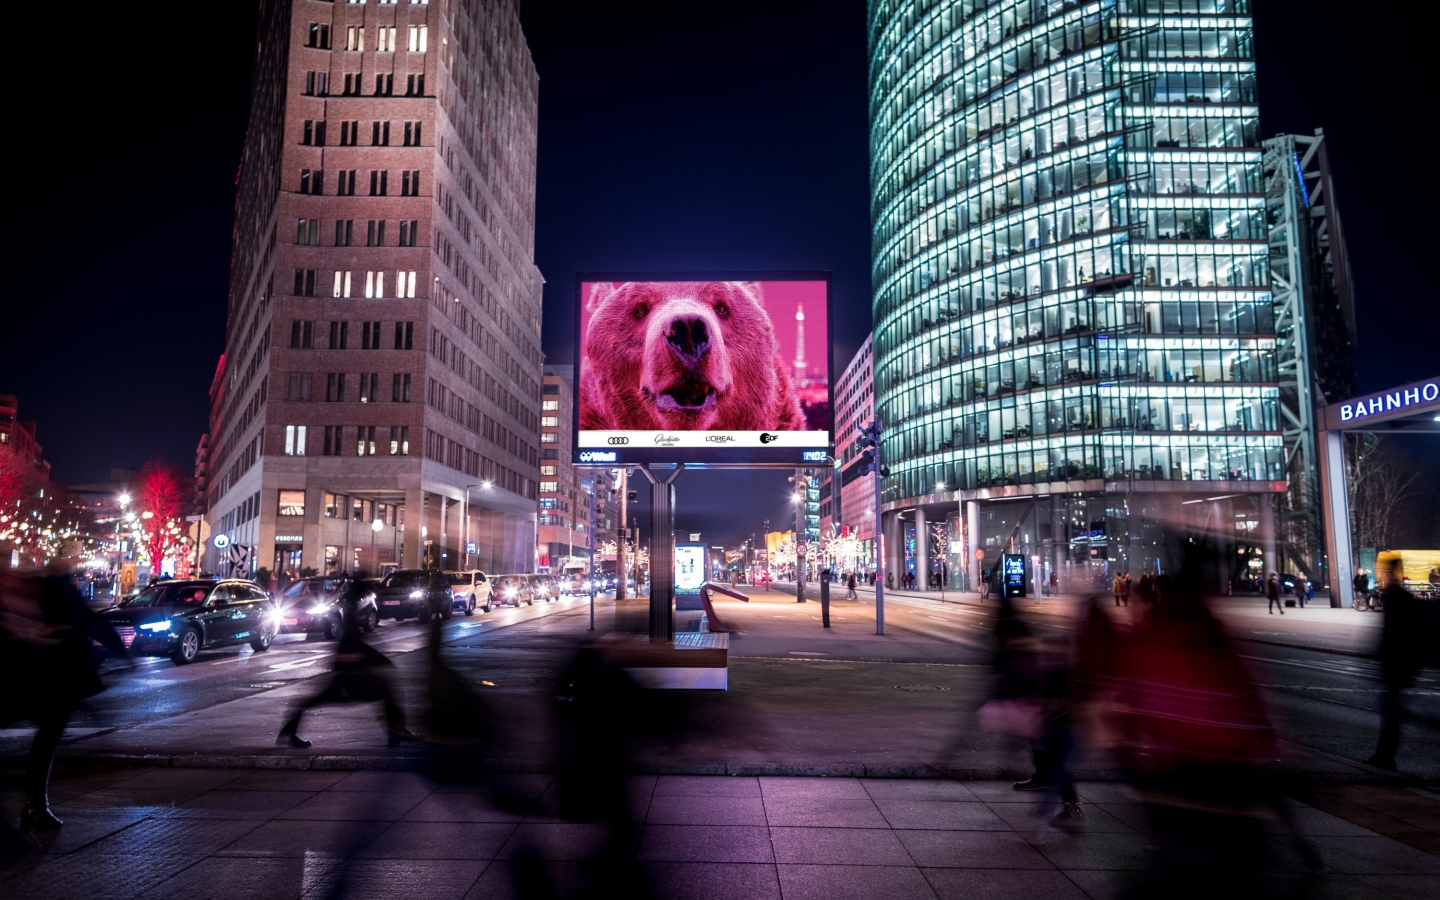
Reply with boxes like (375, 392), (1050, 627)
(640, 464), (684, 641)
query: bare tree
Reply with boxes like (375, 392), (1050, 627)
(1348, 435), (1419, 554)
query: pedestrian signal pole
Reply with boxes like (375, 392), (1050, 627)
(859, 419), (889, 635)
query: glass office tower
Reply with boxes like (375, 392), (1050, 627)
(869, 0), (1282, 590)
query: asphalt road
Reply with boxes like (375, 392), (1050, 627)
(5, 586), (1435, 780)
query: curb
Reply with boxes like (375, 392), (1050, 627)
(17, 752), (1406, 785)
(1232, 636), (1376, 660)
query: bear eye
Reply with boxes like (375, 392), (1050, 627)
(632, 304), (648, 319)
(715, 303), (729, 317)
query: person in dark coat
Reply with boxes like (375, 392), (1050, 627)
(277, 580), (417, 748)
(1265, 572), (1283, 614)
(1, 561), (129, 827)
(1365, 558), (1426, 771)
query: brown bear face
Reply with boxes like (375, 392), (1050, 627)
(580, 281), (803, 432)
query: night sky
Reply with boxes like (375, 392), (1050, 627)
(2, 1), (1433, 548)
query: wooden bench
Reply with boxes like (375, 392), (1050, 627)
(596, 632), (729, 690)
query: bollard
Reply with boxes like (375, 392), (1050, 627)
(819, 571), (830, 628)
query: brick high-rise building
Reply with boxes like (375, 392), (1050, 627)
(203, 0), (543, 580)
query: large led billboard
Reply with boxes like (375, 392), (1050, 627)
(574, 274), (832, 464)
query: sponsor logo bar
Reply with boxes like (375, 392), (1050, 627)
(579, 430), (829, 448)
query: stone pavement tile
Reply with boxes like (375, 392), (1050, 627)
(219, 770), (352, 792)
(762, 796), (889, 828)
(959, 781), (1043, 803)
(462, 861), (590, 900)
(922, 867), (1088, 900)
(52, 767), (161, 793)
(365, 822), (517, 860)
(986, 799), (1136, 833)
(1090, 802), (1150, 833)
(1024, 831), (1151, 870)
(642, 861), (783, 900)
(135, 855), (343, 900)
(278, 791), (429, 821)
(1399, 834), (1440, 855)
(639, 825), (774, 863)
(1302, 835), (1440, 875)
(1, 852), (190, 899)
(1400, 816), (1440, 833)
(495, 823), (611, 860)
(433, 774), (552, 797)
(111, 768), (250, 792)
(167, 789), (318, 818)
(1058, 868), (1136, 900)
(401, 794), (524, 824)
(872, 799), (1010, 831)
(1073, 783), (1139, 804)
(1280, 806), (1387, 837)
(65, 787), (210, 811)
(328, 771), (437, 794)
(862, 779), (979, 802)
(73, 816), (265, 857)
(655, 775), (762, 798)
(759, 777), (869, 799)
(777, 863), (937, 900)
(216, 818), (392, 856)
(1249, 872), (1409, 900)
(769, 826), (911, 865)
(895, 829), (1054, 869)
(300, 858), (485, 899)
(0, 810), (148, 857)
(1363, 874), (1440, 900)
(647, 795), (768, 826)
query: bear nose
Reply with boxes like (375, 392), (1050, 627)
(665, 317), (711, 361)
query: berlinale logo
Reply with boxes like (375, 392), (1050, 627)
(759, 433), (779, 444)
(607, 436), (629, 445)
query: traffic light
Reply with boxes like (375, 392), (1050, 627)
(857, 419), (889, 477)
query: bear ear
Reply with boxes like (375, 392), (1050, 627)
(586, 282), (618, 313)
(729, 281), (764, 308)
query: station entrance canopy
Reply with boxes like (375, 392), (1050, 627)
(1318, 376), (1440, 607)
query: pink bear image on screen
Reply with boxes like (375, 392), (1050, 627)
(579, 281), (805, 432)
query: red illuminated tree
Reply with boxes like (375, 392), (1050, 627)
(133, 459), (194, 575)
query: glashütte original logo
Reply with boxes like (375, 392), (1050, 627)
(759, 432), (779, 444)
(652, 433), (681, 446)
(704, 434), (736, 444)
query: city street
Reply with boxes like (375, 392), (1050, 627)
(6, 587), (1435, 782)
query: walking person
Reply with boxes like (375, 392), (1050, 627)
(1364, 557), (1426, 771)
(845, 570), (858, 600)
(1265, 572), (1284, 615)
(1112, 573), (1126, 608)
(1, 559), (130, 828)
(277, 580), (418, 748)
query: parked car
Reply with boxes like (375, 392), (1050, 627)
(96, 579), (279, 665)
(372, 569), (453, 622)
(275, 576), (378, 638)
(492, 574), (533, 607)
(528, 574), (559, 603)
(444, 570), (493, 614)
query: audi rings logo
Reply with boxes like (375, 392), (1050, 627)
(606, 436), (629, 445)
(758, 432), (779, 444)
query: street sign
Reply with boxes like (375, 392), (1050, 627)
(212, 533), (230, 550)
(466, 541), (477, 555)
(796, 543), (808, 557)
(975, 548), (985, 561)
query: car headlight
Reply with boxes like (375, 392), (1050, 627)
(503, 587), (517, 598)
(454, 591), (468, 599)
(306, 604), (329, 615)
(409, 590), (425, 598)
(265, 609), (284, 625)
(139, 620), (172, 632)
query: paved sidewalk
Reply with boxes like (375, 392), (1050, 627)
(3, 767), (1437, 899)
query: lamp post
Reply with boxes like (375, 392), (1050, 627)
(115, 493), (130, 600)
(463, 481), (491, 570)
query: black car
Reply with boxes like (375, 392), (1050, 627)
(372, 569), (453, 622)
(275, 576), (379, 638)
(97, 579), (278, 665)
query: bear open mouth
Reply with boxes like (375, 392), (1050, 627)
(652, 380), (718, 413)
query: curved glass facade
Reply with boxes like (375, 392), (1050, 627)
(869, 0), (1279, 581)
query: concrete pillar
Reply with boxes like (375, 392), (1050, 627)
(1213, 499), (1229, 594)
(915, 505), (928, 588)
(884, 511), (903, 587)
(402, 488), (423, 569)
(1320, 428), (1354, 608)
(967, 500), (981, 590)
(1050, 499), (1065, 587)
(1258, 493), (1277, 580)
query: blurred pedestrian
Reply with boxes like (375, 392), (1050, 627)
(0, 559), (130, 828)
(1265, 572), (1283, 614)
(1364, 557), (1426, 771)
(845, 571), (858, 600)
(1352, 568), (1369, 600)
(1112, 573), (1126, 607)
(276, 580), (417, 748)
